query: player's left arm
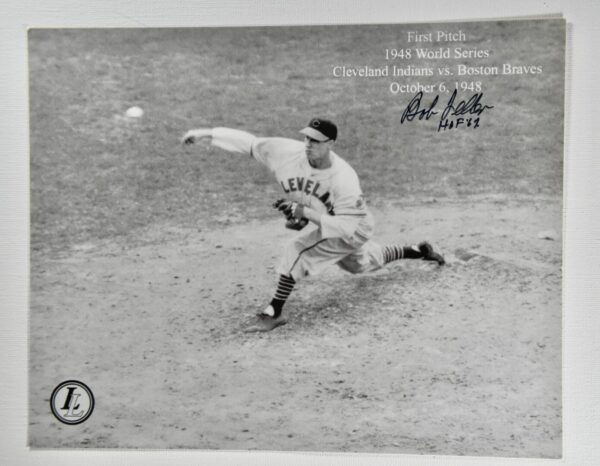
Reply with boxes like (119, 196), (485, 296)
(293, 205), (323, 227)
(282, 176), (367, 239)
(274, 200), (321, 226)
(287, 200), (365, 239)
(319, 194), (367, 240)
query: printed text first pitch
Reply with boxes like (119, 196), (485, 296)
(407, 30), (467, 42)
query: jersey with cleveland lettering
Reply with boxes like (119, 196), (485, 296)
(211, 128), (374, 242)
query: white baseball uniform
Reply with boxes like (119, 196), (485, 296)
(211, 127), (387, 280)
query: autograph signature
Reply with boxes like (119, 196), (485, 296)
(400, 90), (494, 131)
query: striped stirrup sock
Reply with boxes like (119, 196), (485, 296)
(269, 274), (296, 317)
(382, 244), (424, 264)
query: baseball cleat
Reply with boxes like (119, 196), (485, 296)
(419, 241), (445, 265)
(244, 308), (288, 333)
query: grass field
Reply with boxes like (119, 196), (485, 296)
(29, 21), (563, 255)
(29, 20), (564, 456)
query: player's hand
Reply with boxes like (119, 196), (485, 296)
(181, 129), (212, 146)
(285, 217), (309, 230)
(273, 199), (304, 220)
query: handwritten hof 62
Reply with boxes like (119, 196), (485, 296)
(50, 380), (95, 425)
(332, 28), (544, 132)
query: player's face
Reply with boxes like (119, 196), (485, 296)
(304, 136), (333, 168)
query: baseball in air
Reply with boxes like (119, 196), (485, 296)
(125, 106), (144, 118)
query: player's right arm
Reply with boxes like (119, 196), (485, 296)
(182, 127), (303, 172)
(182, 127), (256, 155)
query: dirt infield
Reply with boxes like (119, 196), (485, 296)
(29, 195), (561, 456)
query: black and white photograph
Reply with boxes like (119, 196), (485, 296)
(26, 18), (565, 458)
(2, 0), (600, 464)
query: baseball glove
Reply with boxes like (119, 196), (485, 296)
(284, 217), (309, 230)
(273, 199), (309, 230)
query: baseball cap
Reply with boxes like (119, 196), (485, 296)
(300, 118), (338, 141)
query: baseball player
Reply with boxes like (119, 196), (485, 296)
(182, 118), (444, 332)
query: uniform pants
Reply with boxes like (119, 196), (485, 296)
(276, 227), (385, 281)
